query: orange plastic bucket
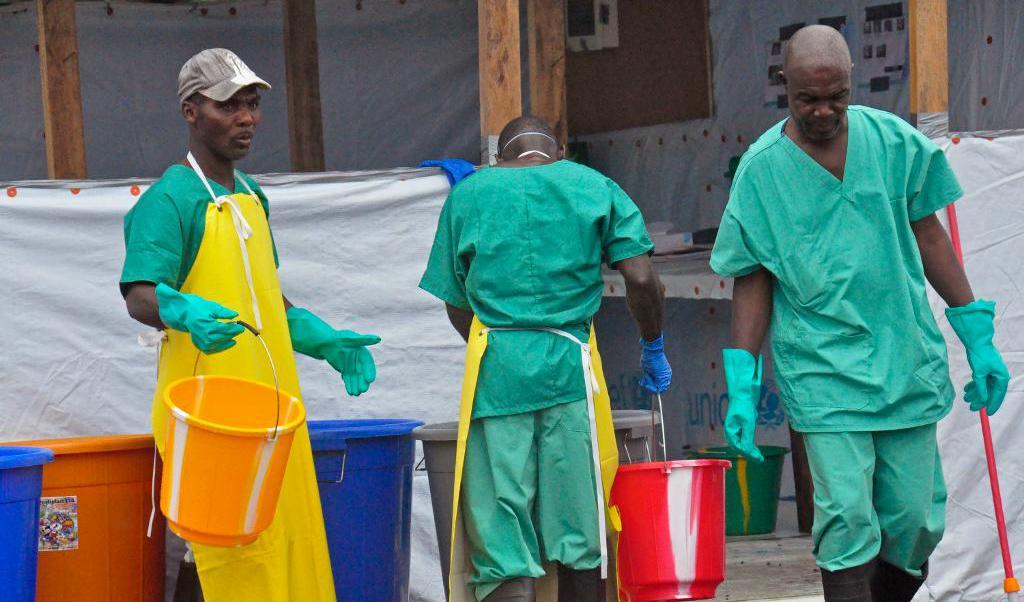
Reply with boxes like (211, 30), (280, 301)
(161, 375), (305, 546)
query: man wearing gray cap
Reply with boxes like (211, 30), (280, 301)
(120, 48), (379, 601)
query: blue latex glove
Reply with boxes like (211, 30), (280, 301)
(722, 348), (765, 462)
(946, 299), (1011, 415)
(419, 159), (476, 187)
(639, 334), (672, 393)
(286, 307), (380, 397)
(154, 283), (245, 354)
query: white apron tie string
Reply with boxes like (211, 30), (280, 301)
(185, 152), (262, 330)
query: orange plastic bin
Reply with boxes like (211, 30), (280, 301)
(3, 435), (165, 602)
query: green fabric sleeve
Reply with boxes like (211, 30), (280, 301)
(906, 129), (964, 222)
(710, 208), (762, 278)
(120, 189), (185, 295)
(601, 178), (654, 264)
(418, 194), (471, 309)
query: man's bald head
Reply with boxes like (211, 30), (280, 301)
(497, 115), (560, 161)
(781, 25), (853, 142)
(783, 25), (852, 77)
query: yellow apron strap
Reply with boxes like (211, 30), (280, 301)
(449, 316), (489, 601)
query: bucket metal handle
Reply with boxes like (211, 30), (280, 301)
(652, 393), (669, 472)
(191, 320), (283, 441)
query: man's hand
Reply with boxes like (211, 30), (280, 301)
(286, 307), (380, 397)
(947, 300), (1011, 415)
(722, 348), (765, 462)
(154, 283), (245, 354)
(639, 335), (672, 393)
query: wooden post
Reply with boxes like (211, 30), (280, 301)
(908, 0), (948, 115)
(527, 0), (567, 146)
(36, 0), (87, 179)
(478, 0), (522, 163)
(282, 0), (325, 172)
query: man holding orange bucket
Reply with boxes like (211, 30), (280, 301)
(120, 49), (379, 601)
(420, 116), (669, 601)
(710, 26), (1010, 602)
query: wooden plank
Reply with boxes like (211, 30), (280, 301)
(908, 0), (948, 115)
(527, 0), (567, 146)
(36, 0), (86, 179)
(282, 0), (325, 172)
(478, 0), (522, 159)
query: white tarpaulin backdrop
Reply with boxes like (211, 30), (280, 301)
(0, 168), (465, 601)
(918, 133), (1024, 602)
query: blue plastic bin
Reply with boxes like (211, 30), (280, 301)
(0, 446), (55, 602)
(309, 419), (424, 602)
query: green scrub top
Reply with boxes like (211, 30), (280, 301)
(711, 106), (963, 433)
(419, 160), (653, 418)
(120, 164), (277, 296)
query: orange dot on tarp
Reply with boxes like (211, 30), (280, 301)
(703, 129), (709, 138)
(130, 185), (141, 196)
(720, 280), (725, 288)
(705, 184), (712, 192)
(694, 286), (701, 295)
(952, 137), (961, 144)
(70, 188), (81, 195)
(981, 97), (988, 106)
(711, 362), (717, 370)
(6, 187), (16, 198)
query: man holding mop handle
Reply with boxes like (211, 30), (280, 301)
(420, 115), (670, 601)
(710, 26), (1011, 602)
(120, 49), (379, 601)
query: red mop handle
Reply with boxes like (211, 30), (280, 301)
(945, 204), (1019, 594)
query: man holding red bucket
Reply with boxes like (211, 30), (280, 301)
(420, 115), (670, 601)
(711, 26), (1010, 602)
(120, 49), (380, 601)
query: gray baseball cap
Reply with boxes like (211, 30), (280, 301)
(177, 48), (271, 103)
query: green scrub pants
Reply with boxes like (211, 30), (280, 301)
(462, 398), (601, 601)
(803, 422), (946, 577)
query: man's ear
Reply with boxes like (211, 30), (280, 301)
(182, 100), (197, 125)
(558, 144), (567, 160)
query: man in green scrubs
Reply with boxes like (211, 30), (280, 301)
(710, 26), (1010, 602)
(420, 116), (669, 601)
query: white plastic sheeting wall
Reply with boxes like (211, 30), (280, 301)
(0, 168), (464, 600)
(917, 133), (1024, 602)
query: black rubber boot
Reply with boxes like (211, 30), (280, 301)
(870, 560), (926, 602)
(557, 564), (606, 601)
(484, 577), (537, 602)
(820, 561), (875, 602)
(172, 560), (204, 602)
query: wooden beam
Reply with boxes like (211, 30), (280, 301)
(478, 0), (522, 161)
(282, 0), (325, 172)
(908, 0), (948, 115)
(36, 0), (86, 179)
(527, 0), (567, 146)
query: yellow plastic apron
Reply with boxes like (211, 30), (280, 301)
(448, 317), (622, 601)
(151, 155), (335, 601)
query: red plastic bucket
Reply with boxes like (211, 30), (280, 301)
(612, 459), (732, 601)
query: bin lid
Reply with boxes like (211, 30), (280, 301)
(687, 445), (790, 459)
(612, 410), (661, 429)
(4, 434), (155, 455)
(616, 459), (732, 473)
(412, 421), (458, 442)
(308, 419), (425, 451)
(0, 446), (54, 469)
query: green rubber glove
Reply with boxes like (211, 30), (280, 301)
(722, 348), (765, 462)
(155, 283), (245, 354)
(286, 307), (380, 397)
(946, 299), (1011, 415)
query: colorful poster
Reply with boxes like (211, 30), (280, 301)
(39, 495), (79, 552)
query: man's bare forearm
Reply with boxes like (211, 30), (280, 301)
(731, 269), (772, 354)
(124, 282), (165, 329)
(912, 213), (974, 308)
(445, 303), (473, 342)
(615, 254), (664, 341)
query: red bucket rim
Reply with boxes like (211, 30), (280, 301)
(617, 459), (732, 473)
